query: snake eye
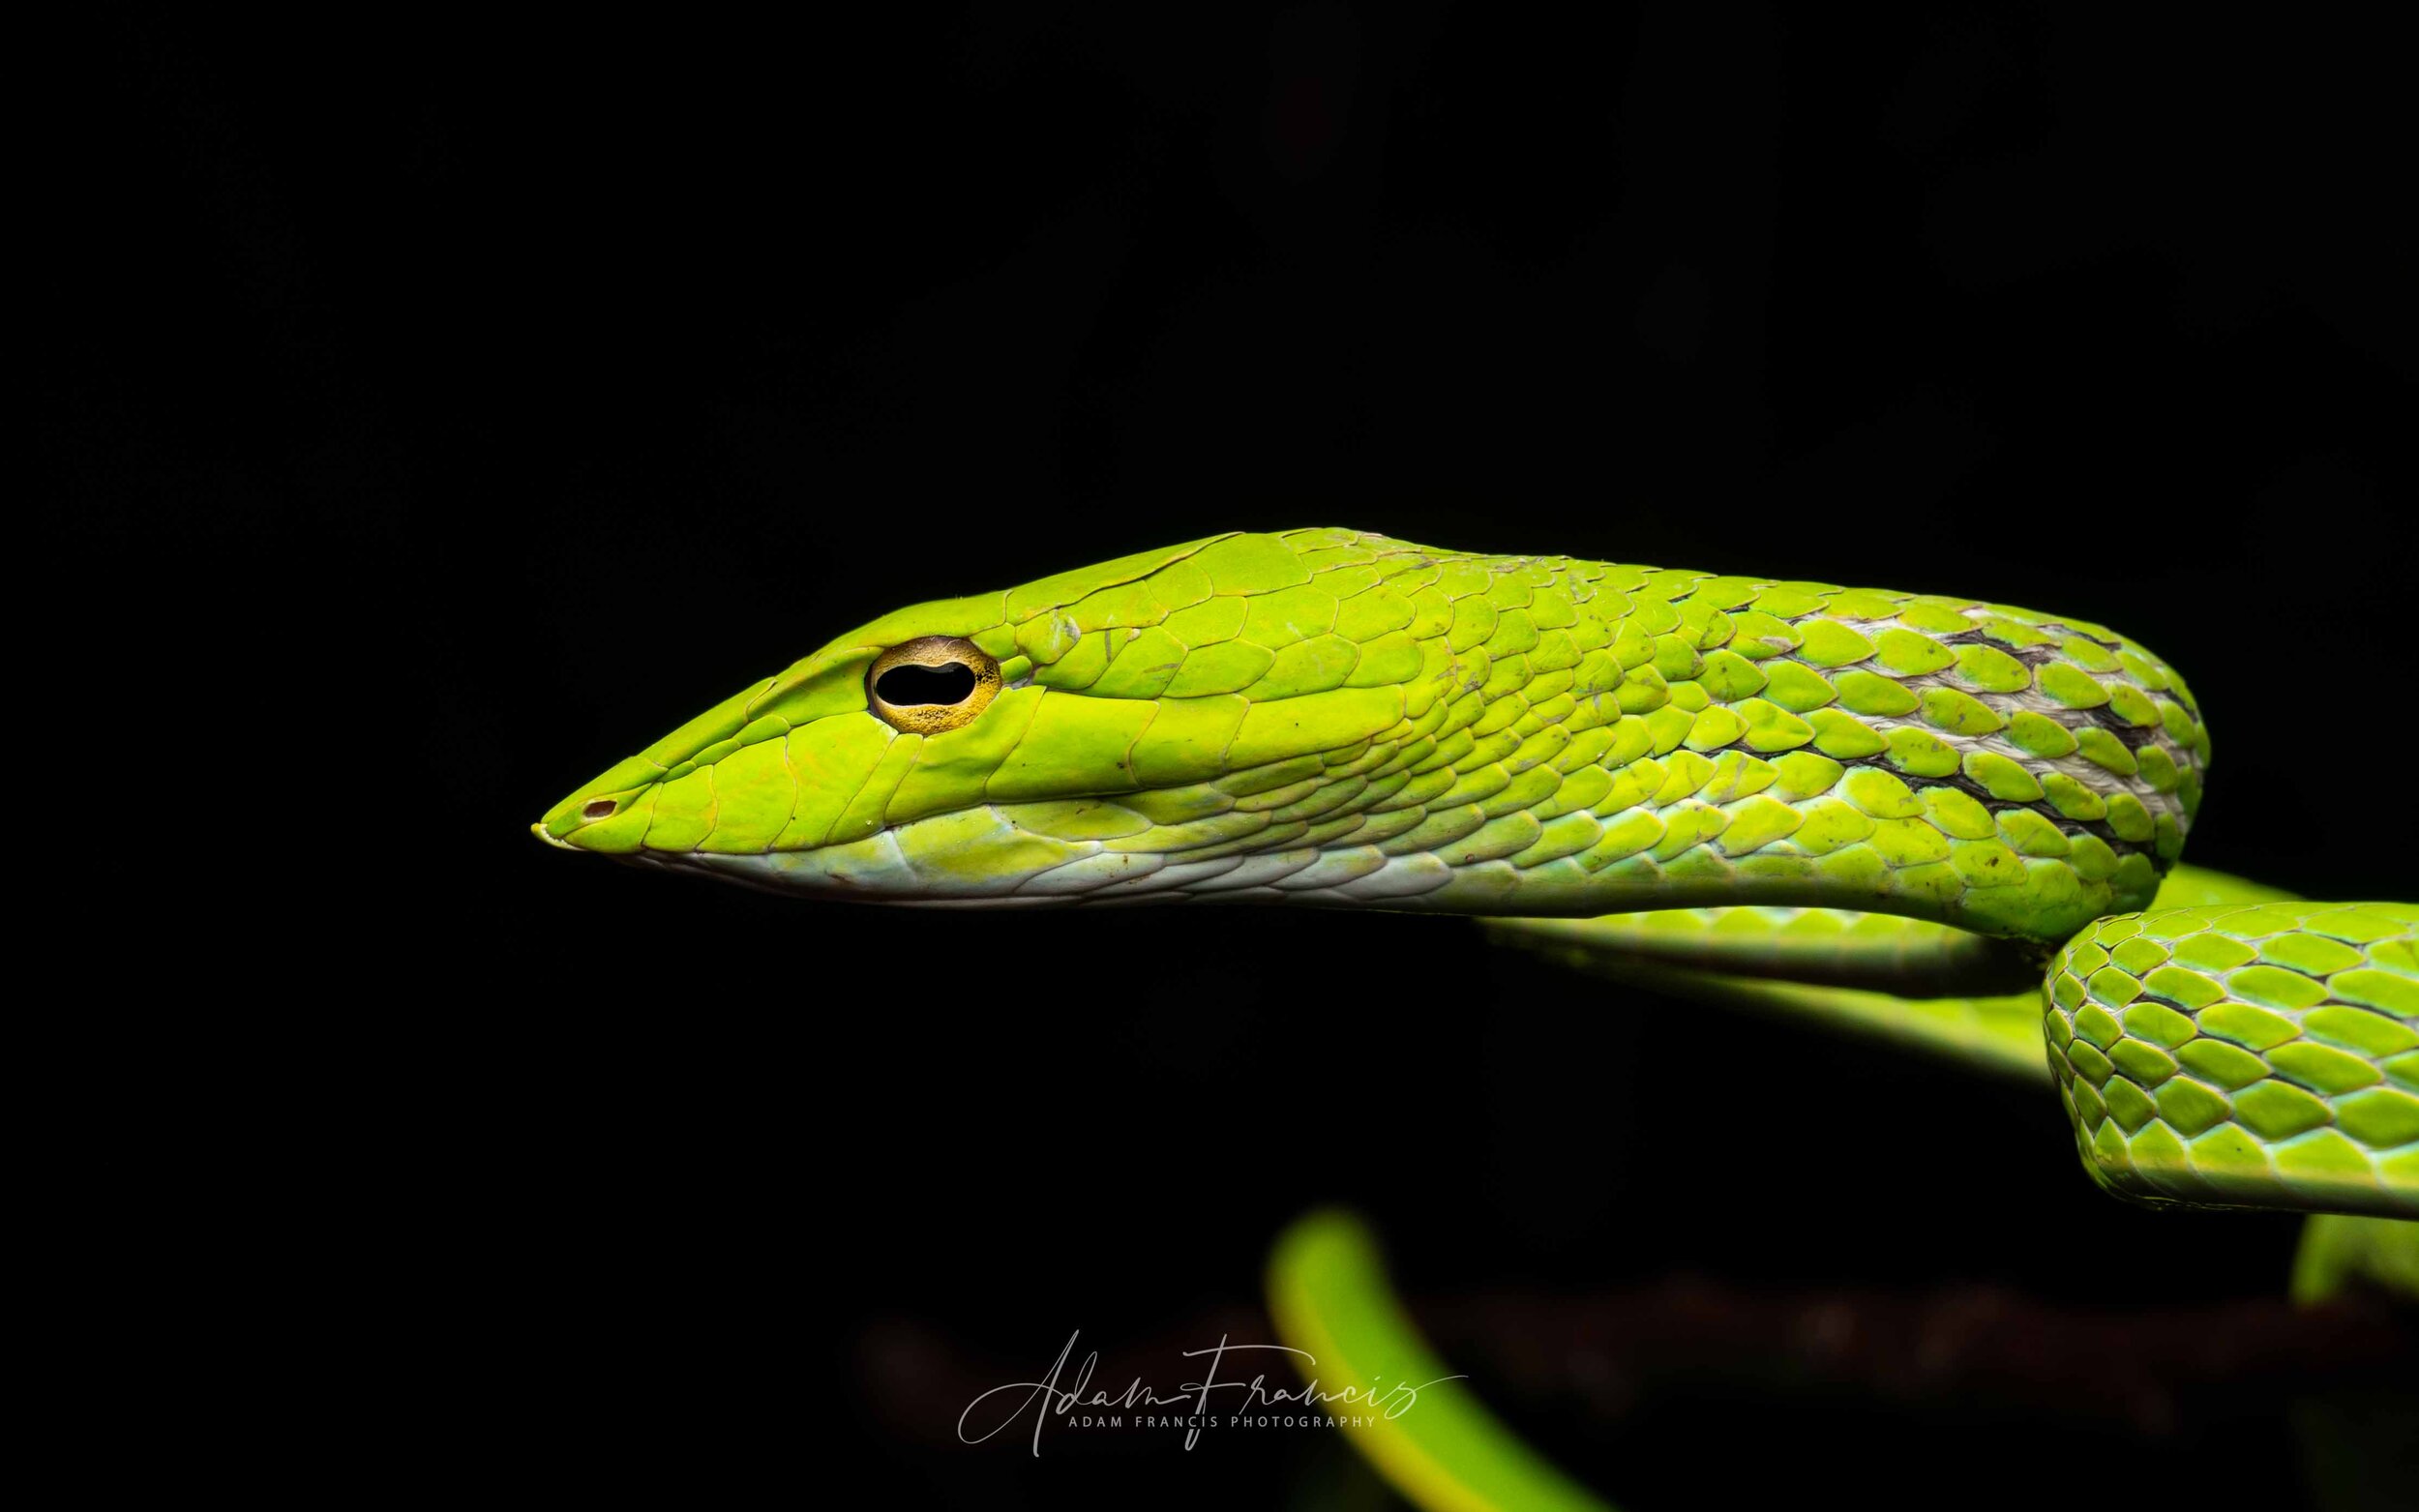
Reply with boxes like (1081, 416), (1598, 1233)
(867, 635), (1002, 734)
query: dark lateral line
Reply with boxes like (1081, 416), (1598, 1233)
(1915, 632), (2182, 745)
(1934, 627), (2052, 663)
(2081, 703), (2167, 750)
(1835, 752), (2167, 862)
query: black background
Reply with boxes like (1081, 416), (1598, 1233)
(47, 7), (2415, 1507)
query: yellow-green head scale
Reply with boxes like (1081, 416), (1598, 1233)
(536, 529), (2209, 942)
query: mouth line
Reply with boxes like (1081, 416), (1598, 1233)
(605, 844), (1084, 908)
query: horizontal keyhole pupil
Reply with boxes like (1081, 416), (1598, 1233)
(876, 661), (977, 706)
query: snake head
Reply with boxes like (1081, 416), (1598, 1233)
(540, 525), (2211, 938)
(535, 529), (1431, 904)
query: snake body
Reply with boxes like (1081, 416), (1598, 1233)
(538, 528), (2416, 1218)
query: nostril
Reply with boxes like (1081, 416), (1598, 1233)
(582, 799), (617, 819)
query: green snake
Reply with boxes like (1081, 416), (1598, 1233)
(537, 528), (2415, 1506)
